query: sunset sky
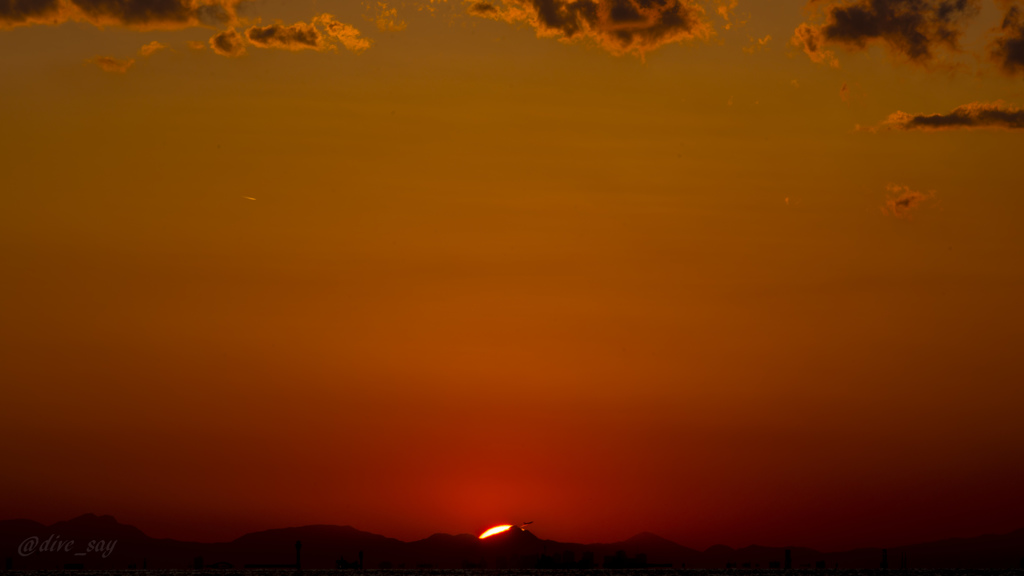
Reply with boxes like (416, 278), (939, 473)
(2, 0), (1024, 552)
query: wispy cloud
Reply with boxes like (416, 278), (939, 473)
(139, 40), (167, 56)
(374, 2), (407, 31)
(880, 101), (1024, 130)
(314, 14), (371, 52)
(743, 34), (771, 53)
(882, 184), (934, 219)
(88, 55), (134, 72)
(792, 23), (839, 67)
(716, 0), (738, 30)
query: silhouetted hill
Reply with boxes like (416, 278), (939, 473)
(0, 519), (45, 540)
(599, 531), (703, 566)
(896, 528), (1024, 569)
(1, 514), (1023, 570)
(227, 524), (408, 568)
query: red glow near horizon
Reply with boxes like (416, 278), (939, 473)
(479, 525), (513, 539)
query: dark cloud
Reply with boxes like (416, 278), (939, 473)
(69, 0), (195, 26)
(0, 0), (61, 26)
(0, 0), (242, 29)
(245, 20), (326, 50)
(210, 26), (244, 56)
(881, 101), (1024, 130)
(883, 184), (934, 218)
(992, 3), (1024, 76)
(229, 15), (368, 53)
(467, 1), (499, 16)
(194, 1), (232, 25)
(794, 0), (981, 65)
(465, 0), (712, 56)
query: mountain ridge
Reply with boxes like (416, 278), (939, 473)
(1, 515), (1022, 569)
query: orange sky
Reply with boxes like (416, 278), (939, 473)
(2, 0), (1024, 552)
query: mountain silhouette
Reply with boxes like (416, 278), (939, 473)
(1, 515), (1023, 569)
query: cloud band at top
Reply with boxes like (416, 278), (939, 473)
(0, 0), (242, 29)
(464, 0), (714, 57)
(207, 14), (370, 57)
(792, 0), (981, 67)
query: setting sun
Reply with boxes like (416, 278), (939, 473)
(479, 525), (513, 539)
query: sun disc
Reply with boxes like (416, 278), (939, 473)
(479, 525), (513, 539)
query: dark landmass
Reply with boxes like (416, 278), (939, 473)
(2, 514), (1023, 570)
(3, 572), (1024, 576)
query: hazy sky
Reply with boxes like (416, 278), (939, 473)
(2, 0), (1024, 551)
